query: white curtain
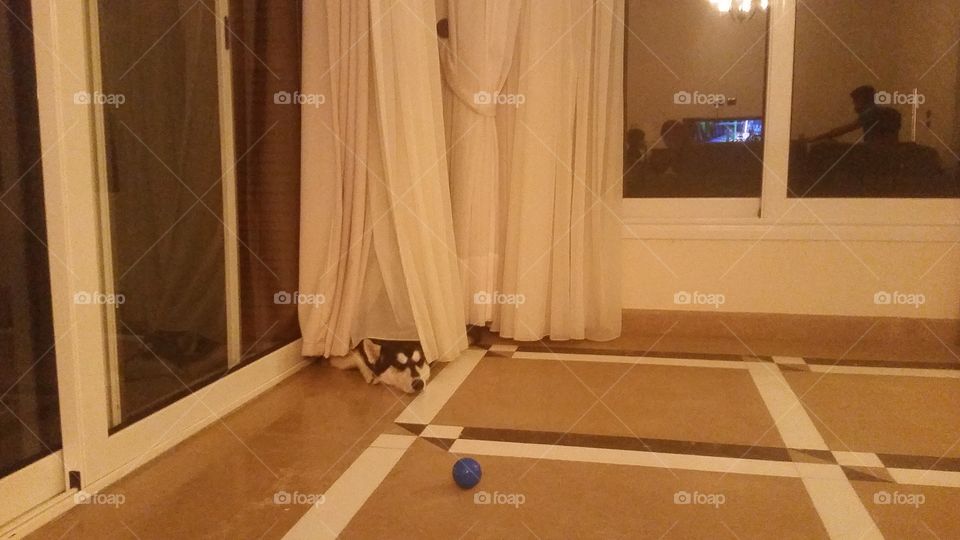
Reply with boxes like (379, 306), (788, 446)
(441, 0), (521, 325)
(492, 0), (624, 341)
(299, 0), (467, 361)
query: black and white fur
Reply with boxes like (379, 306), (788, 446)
(329, 339), (431, 394)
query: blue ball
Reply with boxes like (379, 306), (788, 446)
(452, 457), (482, 489)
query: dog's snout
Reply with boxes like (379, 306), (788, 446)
(411, 378), (424, 392)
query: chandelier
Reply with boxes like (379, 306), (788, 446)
(708, 0), (769, 21)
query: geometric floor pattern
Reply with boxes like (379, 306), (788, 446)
(29, 335), (960, 539)
(287, 344), (960, 539)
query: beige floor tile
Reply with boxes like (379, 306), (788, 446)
(433, 356), (784, 448)
(341, 439), (829, 539)
(29, 363), (412, 540)
(784, 372), (960, 458)
(852, 481), (960, 539)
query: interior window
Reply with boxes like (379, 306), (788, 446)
(624, 0), (769, 198)
(789, 0), (960, 198)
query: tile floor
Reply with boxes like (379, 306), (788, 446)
(28, 317), (960, 539)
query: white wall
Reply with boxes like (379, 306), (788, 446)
(622, 236), (960, 320)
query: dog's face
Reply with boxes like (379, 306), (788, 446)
(361, 339), (431, 394)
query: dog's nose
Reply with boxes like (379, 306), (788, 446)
(411, 378), (424, 392)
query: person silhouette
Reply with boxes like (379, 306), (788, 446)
(807, 85), (901, 145)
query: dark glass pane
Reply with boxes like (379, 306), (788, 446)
(229, 0), (302, 362)
(97, 1), (228, 426)
(624, 0), (769, 198)
(0, 2), (61, 476)
(789, 0), (960, 198)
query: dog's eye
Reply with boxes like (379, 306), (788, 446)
(412, 351), (425, 366)
(368, 354), (391, 375)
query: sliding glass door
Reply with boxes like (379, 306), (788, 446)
(92, 0), (236, 428)
(0, 0), (66, 526)
(1, 1), (303, 531)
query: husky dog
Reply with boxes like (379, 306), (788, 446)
(329, 339), (430, 394)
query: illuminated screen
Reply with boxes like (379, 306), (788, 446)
(690, 118), (763, 144)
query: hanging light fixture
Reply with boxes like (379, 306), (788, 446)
(708, 0), (769, 21)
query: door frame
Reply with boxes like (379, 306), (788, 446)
(2, 0), (307, 535)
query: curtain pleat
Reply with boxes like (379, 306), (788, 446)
(367, 0), (468, 361)
(443, 0), (521, 325)
(299, 0), (371, 357)
(300, 0), (467, 361)
(491, 0), (624, 341)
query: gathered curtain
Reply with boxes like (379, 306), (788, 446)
(299, 0), (467, 361)
(441, 0), (521, 325)
(300, 0), (623, 359)
(490, 0), (624, 341)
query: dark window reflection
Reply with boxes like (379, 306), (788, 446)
(230, 0), (302, 361)
(624, 0), (769, 198)
(97, 0), (229, 427)
(0, 2), (61, 476)
(790, 0), (960, 198)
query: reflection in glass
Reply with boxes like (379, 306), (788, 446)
(230, 0), (303, 361)
(623, 0), (769, 198)
(97, 1), (228, 426)
(0, 2), (61, 476)
(790, 0), (960, 198)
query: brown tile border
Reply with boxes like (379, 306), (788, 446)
(778, 364), (811, 372)
(396, 423), (426, 435)
(788, 448), (836, 464)
(842, 466), (894, 483)
(877, 454), (960, 473)
(804, 358), (960, 371)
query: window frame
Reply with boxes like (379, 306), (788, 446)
(621, 0), (960, 239)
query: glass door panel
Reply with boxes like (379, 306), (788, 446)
(621, 0), (769, 220)
(229, 0), (302, 362)
(0, 0), (65, 526)
(94, 0), (231, 427)
(0, 0), (60, 478)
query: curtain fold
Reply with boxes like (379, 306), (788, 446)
(367, 0), (468, 361)
(442, 0), (521, 325)
(299, 0), (467, 361)
(299, 0), (371, 357)
(492, 0), (624, 341)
